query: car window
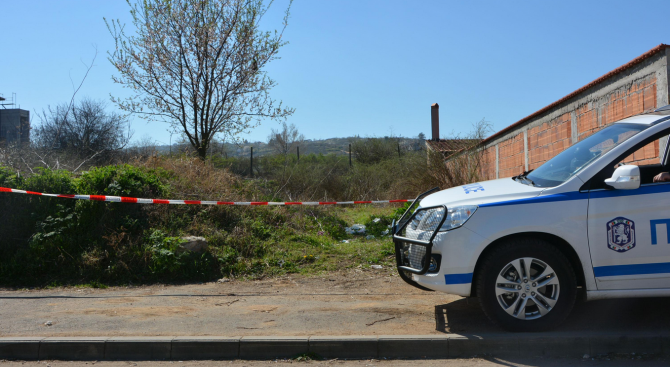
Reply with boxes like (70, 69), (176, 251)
(610, 138), (663, 185)
(617, 139), (660, 167)
(525, 123), (648, 188)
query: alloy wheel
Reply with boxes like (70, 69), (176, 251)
(495, 257), (560, 320)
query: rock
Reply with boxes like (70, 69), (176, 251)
(371, 265), (382, 269)
(44, 321), (52, 326)
(179, 236), (208, 253)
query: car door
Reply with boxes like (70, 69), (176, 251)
(587, 133), (670, 290)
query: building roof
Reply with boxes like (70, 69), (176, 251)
(426, 139), (481, 153)
(481, 43), (670, 145)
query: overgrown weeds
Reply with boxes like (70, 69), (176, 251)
(0, 160), (404, 287)
(0, 122), (490, 287)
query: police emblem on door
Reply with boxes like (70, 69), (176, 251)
(607, 217), (636, 253)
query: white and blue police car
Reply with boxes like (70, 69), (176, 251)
(392, 106), (670, 331)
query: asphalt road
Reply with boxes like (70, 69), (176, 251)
(2, 268), (670, 337)
(1, 356), (668, 367)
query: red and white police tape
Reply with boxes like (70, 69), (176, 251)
(0, 187), (410, 206)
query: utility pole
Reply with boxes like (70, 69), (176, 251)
(297, 146), (300, 161)
(250, 146), (254, 178)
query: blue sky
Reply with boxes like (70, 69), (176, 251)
(1, 0), (669, 145)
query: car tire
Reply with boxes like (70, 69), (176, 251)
(476, 237), (577, 332)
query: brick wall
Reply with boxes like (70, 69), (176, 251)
(497, 132), (525, 178)
(528, 113), (572, 170)
(479, 74), (663, 180)
(479, 146), (497, 180)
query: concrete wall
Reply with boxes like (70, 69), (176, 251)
(480, 48), (669, 180)
(0, 109), (30, 145)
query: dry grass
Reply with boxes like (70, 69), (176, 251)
(135, 155), (243, 201)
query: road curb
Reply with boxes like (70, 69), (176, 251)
(0, 333), (666, 360)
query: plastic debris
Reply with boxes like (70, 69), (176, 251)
(341, 240), (350, 243)
(371, 265), (383, 269)
(365, 235), (375, 240)
(217, 277), (231, 283)
(44, 321), (53, 326)
(345, 224), (366, 235)
(372, 218), (381, 223)
(381, 229), (389, 235)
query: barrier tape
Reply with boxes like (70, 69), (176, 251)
(0, 187), (410, 206)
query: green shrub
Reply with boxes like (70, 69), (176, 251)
(144, 229), (216, 281)
(364, 215), (393, 237)
(77, 164), (169, 197)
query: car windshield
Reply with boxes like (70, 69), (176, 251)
(524, 123), (648, 187)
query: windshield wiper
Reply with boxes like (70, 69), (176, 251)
(513, 170), (535, 186)
(522, 177), (535, 186)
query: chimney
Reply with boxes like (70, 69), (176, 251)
(431, 103), (439, 141)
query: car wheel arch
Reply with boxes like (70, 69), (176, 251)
(469, 232), (586, 298)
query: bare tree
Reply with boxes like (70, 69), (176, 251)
(106, 0), (295, 160)
(267, 122), (303, 155)
(426, 118), (492, 188)
(33, 98), (133, 160)
(126, 134), (158, 159)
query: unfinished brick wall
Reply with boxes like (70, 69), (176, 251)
(479, 146), (497, 180)
(604, 78), (659, 166)
(528, 113), (572, 170)
(601, 80), (657, 127)
(479, 76), (661, 179)
(497, 132), (525, 178)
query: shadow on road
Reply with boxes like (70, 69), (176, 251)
(436, 296), (670, 334)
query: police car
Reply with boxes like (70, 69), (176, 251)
(392, 106), (670, 331)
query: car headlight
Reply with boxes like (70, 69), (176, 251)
(439, 205), (478, 231)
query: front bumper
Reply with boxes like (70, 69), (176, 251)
(393, 203), (487, 297)
(407, 227), (486, 296)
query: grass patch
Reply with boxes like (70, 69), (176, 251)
(0, 157), (410, 288)
(292, 352), (323, 361)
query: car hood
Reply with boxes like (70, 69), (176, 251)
(419, 177), (545, 208)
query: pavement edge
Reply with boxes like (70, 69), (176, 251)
(0, 334), (665, 360)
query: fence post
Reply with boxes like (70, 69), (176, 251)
(250, 146), (253, 178)
(349, 143), (352, 167)
(398, 143), (401, 158)
(297, 146), (300, 161)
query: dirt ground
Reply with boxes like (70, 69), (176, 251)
(0, 268), (458, 337)
(4, 267), (670, 337)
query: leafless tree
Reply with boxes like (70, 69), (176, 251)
(33, 98), (133, 160)
(125, 134), (158, 159)
(267, 122), (303, 155)
(426, 118), (492, 188)
(106, 0), (295, 160)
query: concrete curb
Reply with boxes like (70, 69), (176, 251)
(0, 334), (667, 360)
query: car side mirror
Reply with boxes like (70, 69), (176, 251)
(604, 165), (640, 190)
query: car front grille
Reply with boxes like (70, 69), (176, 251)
(394, 206), (446, 273)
